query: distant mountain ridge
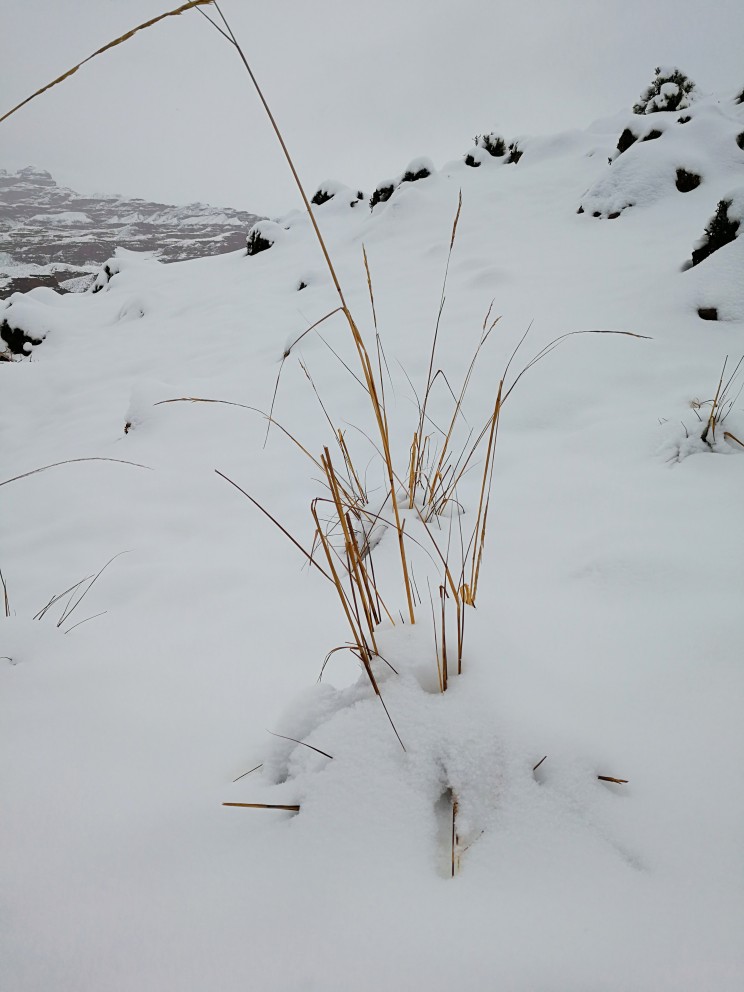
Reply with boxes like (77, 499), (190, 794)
(0, 166), (263, 297)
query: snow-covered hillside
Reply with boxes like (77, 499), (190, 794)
(2, 70), (743, 991)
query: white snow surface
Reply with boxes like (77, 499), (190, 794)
(2, 90), (744, 992)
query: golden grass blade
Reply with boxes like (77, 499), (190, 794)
(597, 776), (628, 784)
(414, 194), (463, 498)
(311, 500), (372, 669)
(222, 803), (300, 811)
(63, 611), (108, 635)
(232, 764), (263, 783)
(449, 190), (463, 251)
(501, 328), (652, 406)
(451, 796), (459, 878)
(440, 585), (448, 692)
(34, 575), (93, 621)
(265, 307), (344, 448)
(193, 4), (234, 43)
(724, 431), (744, 448)
(157, 397), (327, 474)
(0, 1), (215, 125)
(424, 321), (499, 514)
(701, 358), (726, 444)
(56, 551), (131, 627)
(362, 245), (379, 335)
(267, 731), (334, 760)
(0, 457), (151, 489)
(0, 568), (10, 618)
(212, 3), (349, 310)
(215, 470), (333, 582)
(468, 381), (503, 600)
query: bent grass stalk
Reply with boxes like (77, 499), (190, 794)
(3, 3), (653, 796)
(1, 0), (416, 621)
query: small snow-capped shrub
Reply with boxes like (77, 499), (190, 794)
(676, 169), (701, 193)
(310, 181), (365, 208)
(506, 141), (522, 164)
(90, 261), (117, 294)
(616, 128), (638, 155)
(401, 157), (435, 184)
(737, 132), (744, 151)
(402, 166), (430, 183)
(691, 199), (741, 266)
(642, 129), (663, 142)
(677, 115), (692, 124)
(633, 66), (695, 115)
(474, 133), (507, 157)
(0, 317), (45, 355)
(246, 223), (274, 256)
(464, 150), (481, 168)
(370, 182), (395, 210)
(311, 187), (333, 206)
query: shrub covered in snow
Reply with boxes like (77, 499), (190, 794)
(465, 135), (522, 167)
(246, 222), (277, 256)
(0, 315), (44, 355)
(370, 159), (436, 209)
(474, 132), (506, 157)
(401, 166), (431, 183)
(506, 141), (523, 164)
(369, 181), (396, 210)
(311, 181), (365, 208)
(690, 196), (742, 266)
(633, 66), (695, 115)
(90, 261), (118, 294)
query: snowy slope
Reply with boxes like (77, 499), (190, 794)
(2, 74), (744, 991)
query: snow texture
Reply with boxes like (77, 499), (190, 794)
(2, 78), (744, 992)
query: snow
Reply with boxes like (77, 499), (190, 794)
(2, 80), (744, 992)
(580, 95), (744, 217)
(29, 211), (91, 224)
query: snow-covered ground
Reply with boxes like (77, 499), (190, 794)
(2, 75), (743, 991)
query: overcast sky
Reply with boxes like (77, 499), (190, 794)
(2, 0), (743, 215)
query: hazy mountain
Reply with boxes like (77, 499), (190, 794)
(0, 166), (263, 297)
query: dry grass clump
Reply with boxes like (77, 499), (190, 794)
(3, 4), (648, 848)
(692, 355), (744, 447)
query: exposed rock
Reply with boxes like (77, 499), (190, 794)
(697, 307), (718, 320)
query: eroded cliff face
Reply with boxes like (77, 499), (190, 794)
(0, 167), (263, 297)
